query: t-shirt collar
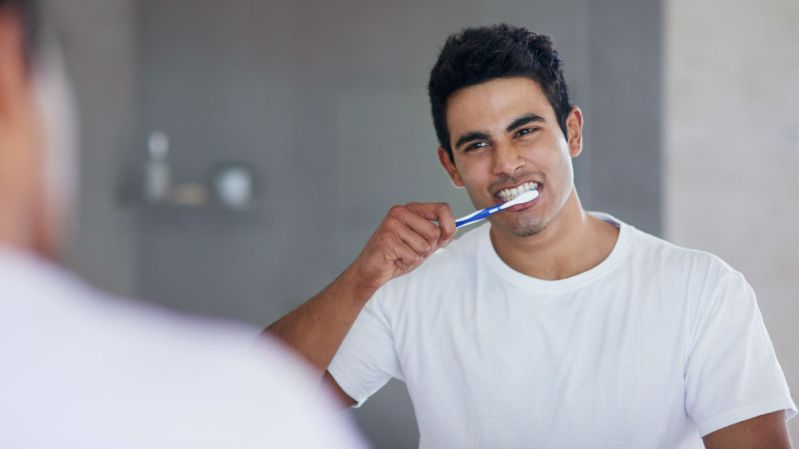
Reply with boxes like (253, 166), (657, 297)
(478, 212), (633, 293)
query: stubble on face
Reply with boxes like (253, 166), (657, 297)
(487, 182), (573, 239)
(497, 214), (546, 237)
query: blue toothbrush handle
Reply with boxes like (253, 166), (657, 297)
(455, 205), (501, 228)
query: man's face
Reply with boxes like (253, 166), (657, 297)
(438, 76), (582, 237)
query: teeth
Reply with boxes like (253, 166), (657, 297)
(497, 182), (538, 202)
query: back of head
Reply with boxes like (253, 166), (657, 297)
(0, 0), (38, 65)
(0, 0), (76, 259)
(428, 24), (573, 160)
(0, 0), (40, 247)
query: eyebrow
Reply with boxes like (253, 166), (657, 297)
(453, 113), (546, 151)
(506, 113), (545, 133)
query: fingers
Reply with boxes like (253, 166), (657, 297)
(376, 231), (421, 268)
(389, 206), (440, 249)
(404, 202), (456, 245)
(352, 202), (457, 289)
(389, 202), (457, 253)
(384, 216), (432, 256)
(390, 235), (424, 269)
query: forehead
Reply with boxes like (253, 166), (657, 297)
(445, 76), (555, 136)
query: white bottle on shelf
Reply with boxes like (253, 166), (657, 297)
(144, 131), (171, 203)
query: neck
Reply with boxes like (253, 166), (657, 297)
(0, 208), (32, 253)
(0, 197), (59, 260)
(489, 189), (619, 280)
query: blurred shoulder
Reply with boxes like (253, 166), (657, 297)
(0, 248), (367, 448)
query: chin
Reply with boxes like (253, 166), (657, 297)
(511, 223), (545, 237)
(494, 215), (546, 237)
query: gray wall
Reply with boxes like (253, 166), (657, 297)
(131, 1), (661, 447)
(53, 0), (138, 297)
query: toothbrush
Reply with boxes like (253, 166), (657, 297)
(455, 189), (540, 229)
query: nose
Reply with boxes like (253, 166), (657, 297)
(491, 142), (525, 177)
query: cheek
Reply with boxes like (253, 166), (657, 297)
(455, 153), (493, 184)
(538, 138), (574, 181)
(546, 151), (575, 198)
(557, 144), (575, 178)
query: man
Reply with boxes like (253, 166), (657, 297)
(0, 1), (367, 447)
(268, 25), (796, 448)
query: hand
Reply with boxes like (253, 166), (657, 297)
(349, 203), (456, 291)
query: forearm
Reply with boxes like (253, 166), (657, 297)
(266, 202), (455, 377)
(265, 265), (377, 376)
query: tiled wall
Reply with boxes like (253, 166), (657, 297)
(52, 0), (138, 296)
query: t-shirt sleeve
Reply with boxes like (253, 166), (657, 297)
(327, 287), (403, 407)
(684, 268), (797, 436)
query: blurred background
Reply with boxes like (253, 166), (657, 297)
(45, 0), (796, 446)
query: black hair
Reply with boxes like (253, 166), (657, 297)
(0, 0), (39, 65)
(428, 24), (573, 161)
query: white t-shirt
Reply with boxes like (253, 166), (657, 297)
(328, 213), (796, 449)
(0, 248), (368, 449)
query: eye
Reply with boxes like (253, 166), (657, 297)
(464, 141), (489, 152)
(514, 127), (539, 138)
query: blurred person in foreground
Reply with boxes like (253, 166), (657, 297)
(267, 24), (796, 448)
(0, 1), (367, 447)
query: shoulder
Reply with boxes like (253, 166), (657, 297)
(0, 257), (366, 447)
(628, 225), (744, 284)
(0, 251), (366, 447)
(623, 225), (755, 320)
(0, 249), (309, 395)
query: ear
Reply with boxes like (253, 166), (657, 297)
(437, 146), (465, 188)
(0, 8), (29, 118)
(565, 106), (583, 158)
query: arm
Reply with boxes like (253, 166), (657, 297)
(702, 410), (792, 449)
(264, 203), (456, 380)
(264, 265), (376, 377)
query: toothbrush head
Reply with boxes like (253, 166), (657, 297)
(501, 189), (539, 209)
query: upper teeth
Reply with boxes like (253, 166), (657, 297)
(498, 182), (538, 202)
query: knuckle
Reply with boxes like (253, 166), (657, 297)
(384, 216), (399, 227)
(376, 232), (395, 246)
